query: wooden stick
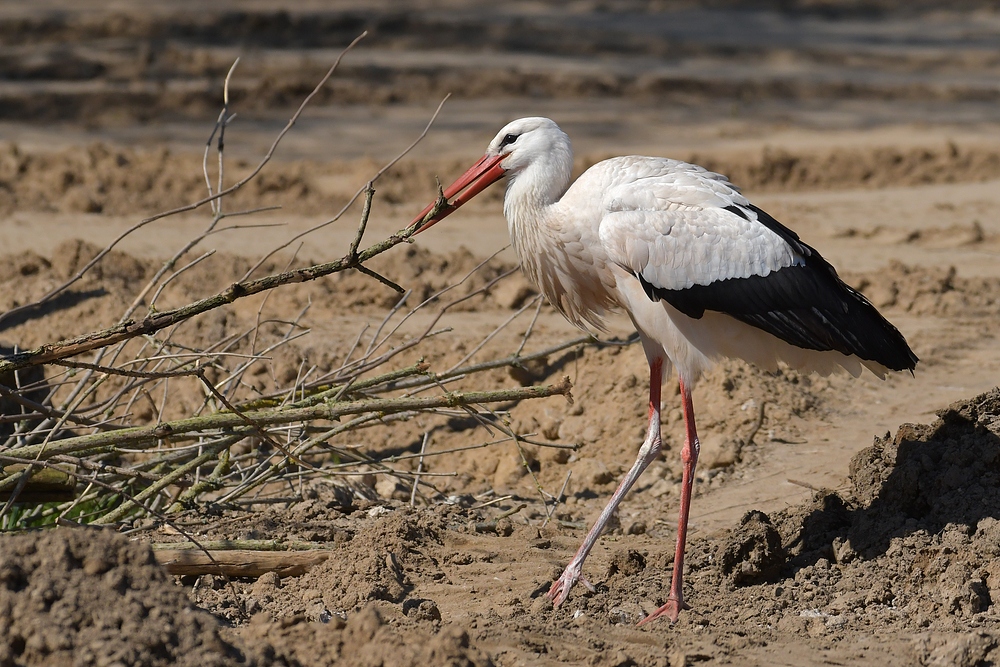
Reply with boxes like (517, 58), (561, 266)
(154, 548), (332, 578)
(0, 465), (75, 502)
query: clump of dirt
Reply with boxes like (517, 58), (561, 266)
(718, 510), (785, 586)
(842, 388), (1000, 562)
(0, 529), (246, 667)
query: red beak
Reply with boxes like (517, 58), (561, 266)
(410, 153), (506, 233)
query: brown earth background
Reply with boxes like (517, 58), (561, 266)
(2, 1), (1000, 666)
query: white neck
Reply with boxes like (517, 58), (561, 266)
(502, 140), (573, 239)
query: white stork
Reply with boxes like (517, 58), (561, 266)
(409, 117), (917, 624)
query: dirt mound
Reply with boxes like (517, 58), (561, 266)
(188, 509), (450, 622)
(4, 139), (999, 223)
(682, 388), (1000, 657)
(0, 529), (245, 667)
(181, 508), (493, 667)
(0, 525), (492, 667)
(516, 388), (1000, 663)
(239, 604), (491, 667)
(0, 142), (369, 218)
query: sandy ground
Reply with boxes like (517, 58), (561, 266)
(1, 2), (1000, 666)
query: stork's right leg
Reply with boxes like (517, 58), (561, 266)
(547, 358), (664, 606)
(637, 376), (700, 625)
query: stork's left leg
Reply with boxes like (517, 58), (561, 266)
(638, 376), (700, 625)
(547, 358), (664, 606)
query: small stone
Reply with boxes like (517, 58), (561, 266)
(495, 517), (515, 537)
(306, 601), (330, 623)
(367, 505), (392, 518)
(626, 521), (647, 535)
(413, 600), (441, 622)
(606, 549), (646, 578)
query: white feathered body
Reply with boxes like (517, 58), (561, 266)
(503, 150), (882, 384)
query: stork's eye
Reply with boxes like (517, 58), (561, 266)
(499, 133), (518, 149)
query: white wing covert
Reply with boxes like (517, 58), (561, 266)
(598, 163), (803, 291)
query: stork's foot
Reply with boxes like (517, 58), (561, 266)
(546, 565), (595, 607)
(637, 597), (690, 626)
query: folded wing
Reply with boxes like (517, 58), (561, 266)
(598, 165), (918, 372)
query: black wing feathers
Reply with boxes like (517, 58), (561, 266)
(639, 205), (918, 372)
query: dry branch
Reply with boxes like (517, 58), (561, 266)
(154, 549), (330, 578)
(0, 220), (432, 376)
(154, 548), (332, 578)
(7, 379), (572, 462)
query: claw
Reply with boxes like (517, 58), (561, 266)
(637, 597), (691, 626)
(546, 575), (572, 606)
(546, 564), (583, 606)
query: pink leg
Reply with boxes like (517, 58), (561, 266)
(637, 376), (700, 625)
(547, 358), (664, 606)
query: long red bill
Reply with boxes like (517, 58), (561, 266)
(410, 153), (506, 233)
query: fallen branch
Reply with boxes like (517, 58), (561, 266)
(154, 548), (332, 578)
(0, 219), (433, 376)
(4, 378), (573, 462)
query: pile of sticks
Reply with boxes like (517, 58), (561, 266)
(0, 34), (586, 535)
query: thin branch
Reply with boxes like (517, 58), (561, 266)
(240, 93), (451, 280)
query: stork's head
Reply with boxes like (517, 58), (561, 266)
(485, 117), (571, 175)
(410, 117), (571, 233)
